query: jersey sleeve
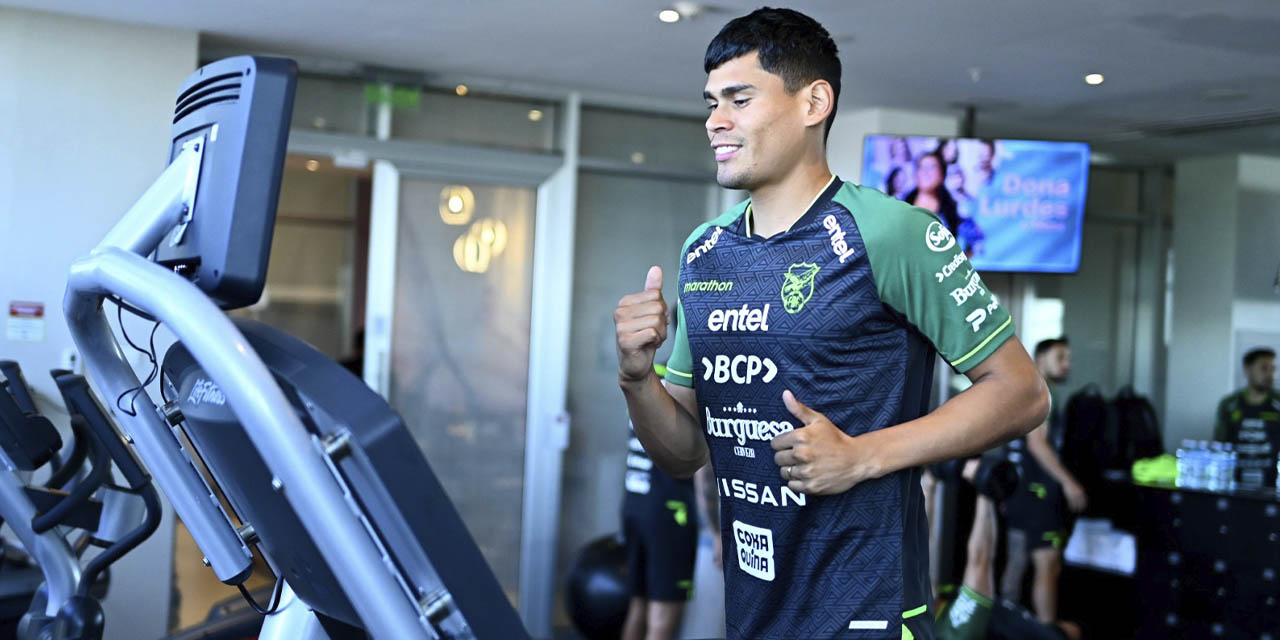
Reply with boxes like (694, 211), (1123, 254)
(664, 297), (694, 387)
(850, 189), (1015, 373)
(1213, 396), (1231, 441)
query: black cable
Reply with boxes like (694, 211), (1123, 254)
(238, 576), (285, 615)
(111, 300), (162, 417)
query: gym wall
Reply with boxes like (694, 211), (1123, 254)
(0, 8), (198, 640)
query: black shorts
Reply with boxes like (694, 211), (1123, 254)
(1004, 467), (1068, 551)
(621, 496), (697, 602)
(988, 599), (1069, 640)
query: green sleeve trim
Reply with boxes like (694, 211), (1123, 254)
(958, 585), (994, 609)
(903, 604), (928, 619)
(665, 298), (694, 388)
(950, 316), (1013, 369)
(666, 367), (692, 379)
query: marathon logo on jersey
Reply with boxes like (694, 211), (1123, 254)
(705, 406), (794, 446)
(926, 220), (957, 252)
(934, 251), (967, 283)
(686, 226), (724, 264)
(701, 354), (778, 385)
(949, 269), (986, 306)
(733, 520), (775, 581)
(707, 303), (771, 332)
(684, 279), (733, 294)
(822, 214), (857, 263)
(188, 378), (227, 407)
(718, 476), (807, 508)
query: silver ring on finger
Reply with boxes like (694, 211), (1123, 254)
(785, 465), (792, 480)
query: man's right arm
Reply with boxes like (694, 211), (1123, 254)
(616, 266), (708, 478)
(1025, 420), (1087, 512)
(1213, 397), (1231, 442)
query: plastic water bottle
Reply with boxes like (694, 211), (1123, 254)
(1223, 443), (1237, 491)
(1194, 441), (1211, 490)
(1206, 442), (1223, 492)
(1176, 440), (1194, 488)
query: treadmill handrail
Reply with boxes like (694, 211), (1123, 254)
(63, 158), (430, 638)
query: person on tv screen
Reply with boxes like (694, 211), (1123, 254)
(885, 166), (909, 199)
(904, 151), (961, 240)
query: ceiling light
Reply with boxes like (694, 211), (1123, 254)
(455, 84), (469, 96)
(658, 9), (680, 23)
(1084, 73), (1105, 86)
(631, 152), (646, 164)
(528, 109), (544, 122)
(305, 159), (320, 172)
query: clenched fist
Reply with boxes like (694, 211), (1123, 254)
(615, 266), (669, 385)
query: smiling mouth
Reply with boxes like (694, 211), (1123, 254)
(713, 144), (741, 161)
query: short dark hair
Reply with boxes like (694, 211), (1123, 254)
(1244, 347), (1276, 368)
(1034, 337), (1069, 359)
(704, 7), (842, 141)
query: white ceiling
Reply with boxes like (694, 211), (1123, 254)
(6, 0), (1280, 162)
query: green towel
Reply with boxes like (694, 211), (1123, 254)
(1132, 453), (1177, 485)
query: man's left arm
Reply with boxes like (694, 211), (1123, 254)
(771, 199), (1047, 495)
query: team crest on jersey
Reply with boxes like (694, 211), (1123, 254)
(780, 262), (820, 314)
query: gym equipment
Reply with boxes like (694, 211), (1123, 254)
(57, 54), (531, 638)
(928, 455), (1019, 502)
(563, 535), (629, 640)
(0, 362), (157, 640)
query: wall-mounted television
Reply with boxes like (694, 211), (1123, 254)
(861, 136), (1090, 273)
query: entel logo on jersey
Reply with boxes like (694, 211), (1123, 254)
(686, 226), (724, 264)
(822, 214), (857, 263)
(707, 304), (771, 332)
(926, 221), (956, 252)
(701, 354), (778, 385)
(733, 520), (775, 581)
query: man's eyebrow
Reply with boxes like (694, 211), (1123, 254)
(702, 84), (756, 100)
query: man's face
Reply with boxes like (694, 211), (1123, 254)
(1039, 345), (1071, 383)
(704, 52), (811, 190)
(1246, 356), (1276, 391)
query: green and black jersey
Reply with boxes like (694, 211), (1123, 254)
(664, 178), (1014, 639)
(1215, 389), (1280, 486)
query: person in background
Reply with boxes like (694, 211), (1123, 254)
(1214, 347), (1280, 487)
(621, 361), (699, 640)
(930, 457), (1082, 640)
(905, 151), (962, 239)
(1000, 338), (1085, 624)
(885, 166), (909, 199)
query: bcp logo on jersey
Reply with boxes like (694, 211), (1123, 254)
(733, 520), (775, 581)
(780, 262), (820, 314)
(686, 226), (724, 264)
(701, 354), (778, 385)
(926, 221), (956, 252)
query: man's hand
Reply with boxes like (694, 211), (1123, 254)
(615, 266), (668, 385)
(1063, 479), (1088, 513)
(770, 390), (877, 495)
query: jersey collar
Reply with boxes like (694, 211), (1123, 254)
(742, 174), (840, 240)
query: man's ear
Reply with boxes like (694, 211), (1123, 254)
(801, 80), (835, 129)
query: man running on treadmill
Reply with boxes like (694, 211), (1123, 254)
(613, 8), (1048, 639)
(930, 458), (1081, 640)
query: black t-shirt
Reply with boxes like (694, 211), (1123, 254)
(1214, 389), (1280, 486)
(623, 422), (694, 514)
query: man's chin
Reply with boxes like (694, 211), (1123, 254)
(716, 170), (752, 191)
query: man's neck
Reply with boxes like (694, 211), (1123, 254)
(1244, 387), (1272, 405)
(747, 161), (834, 239)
